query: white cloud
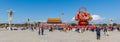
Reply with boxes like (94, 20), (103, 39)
(37, 20), (46, 22)
(71, 16), (75, 21)
(71, 15), (105, 24)
(92, 15), (105, 21)
(41, 21), (46, 22)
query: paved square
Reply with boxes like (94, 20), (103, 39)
(0, 29), (120, 42)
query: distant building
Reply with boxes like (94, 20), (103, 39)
(47, 18), (62, 23)
(40, 18), (67, 28)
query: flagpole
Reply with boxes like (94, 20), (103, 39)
(61, 12), (64, 28)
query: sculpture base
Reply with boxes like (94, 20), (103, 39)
(78, 20), (88, 26)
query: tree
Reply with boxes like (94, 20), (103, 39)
(102, 23), (107, 26)
(71, 23), (77, 26)
(113, 23), (117, 26)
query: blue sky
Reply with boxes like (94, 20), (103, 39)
(0, 0), (120, 24)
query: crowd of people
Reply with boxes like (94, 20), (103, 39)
(0, 25), (120, 40)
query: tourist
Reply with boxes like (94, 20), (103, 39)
(38, 26), (44, 35)
(10, 27), (13, 30)
(117, 27), (120, 31)
(5, 26), (8, 30)
(75, 28), (80, 33)
(49, 27), (53, 32)
(96, 26), (101, 40)
(31, 27), (34, 31)
(38, 27), (41, 35)
(41, 27), (44, 35)
(103, 27), (109, 38)
(34, 26), (37, 31)
(109, 26), (113, 31)
(81, 28), (84, 33)
(67, 28), (70, 31)
(63, 27), (67, 32)
(58, 28), (62, 32)
(91, 28), (94, 32)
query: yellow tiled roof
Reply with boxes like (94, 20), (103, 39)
(47, 18), (62, 23)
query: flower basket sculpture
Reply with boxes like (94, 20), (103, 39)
(75, 7), (92, 26)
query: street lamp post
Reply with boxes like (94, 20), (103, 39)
(92, 20), (94, 26)
(26, 18), (30, 29)
(110, 19), (113, 26)
(8, 9), (14, 30)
